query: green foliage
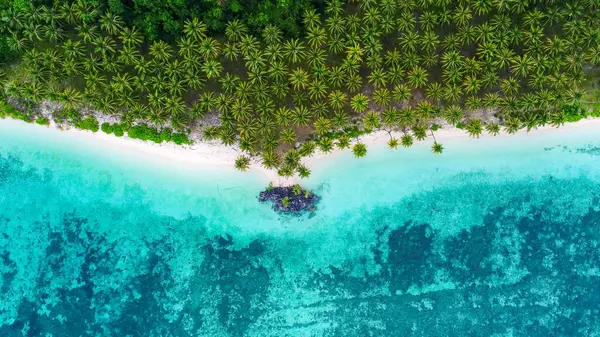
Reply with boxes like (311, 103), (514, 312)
(75, 116), (100, 132)
(431, 124), (440, 131)
(0, 97), (29, 122)
(561, 104), (586, 123)
(35, 117), (50, 125)
(280, 197), (291, 207)
(127, 124), (191, 144)
(112, 124), (125, 137)
(101, 122), (113, 134)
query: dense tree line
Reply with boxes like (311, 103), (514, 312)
(0, 0), (599, 177)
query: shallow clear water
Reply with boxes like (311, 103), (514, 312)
(1, 119), (600, 336)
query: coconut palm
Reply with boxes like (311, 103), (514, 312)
(412, 124), (428, 140)
(99, 12), (123, 35)
(431, 142), (444, 155)
(351, 93), (369, 114)
(184, 17), (207, 41)
(198, 37), (221, 60)
(283, 39), (306, 64)
(363, 111), (380, 130)
(407, 67), (428, 89)
(393, 84), (412, 103)
(352, 143), (367, 158)
(292, 105), (312, 126)
(328, 90), (347, 111)
(465, 119), (483, 138)
(289, 68), (310, 90)
(202, 60), (222, 79)
(235, 156), (251, 171)
(485, 122), (501, 136)
(373, 88), (391, 107)
(401, 134), (414, 148)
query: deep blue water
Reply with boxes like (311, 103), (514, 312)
(1, 119), (600, 336)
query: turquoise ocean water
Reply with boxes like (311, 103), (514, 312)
(1, 118), (600, 336)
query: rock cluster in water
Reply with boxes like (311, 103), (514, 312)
(258, 185), (318, 213)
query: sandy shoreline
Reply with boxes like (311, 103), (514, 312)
(2, 117), (599, 185)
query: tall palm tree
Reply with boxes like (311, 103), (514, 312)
(351, 93), (369, 114)
(99, 12), (124, 35)
(184, 17), (207, 41)
(352, 143), (368, 158)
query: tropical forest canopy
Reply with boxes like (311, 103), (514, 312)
(0, 0), (599, 176)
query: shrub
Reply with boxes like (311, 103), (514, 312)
(171, 132), (192, 145)
(75, 116), (99, 132)
(35, 117), (50, 125)
(431, 124), (440, 131)
(0, 98), (30, 122)
(112, 124), (125, 137)
(101, 122), (113, 134)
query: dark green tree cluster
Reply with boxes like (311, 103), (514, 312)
(1, 0), (600, 177)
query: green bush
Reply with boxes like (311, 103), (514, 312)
(0, 98), (30, 122)
(35, 117), (50, 125)
(112, 123), (125, 137)
(172, 132), (192, 145)
(75, 116), (99, 132)
(562, 104), (585, 123)
(101, 122), (113, 134)
(128, 124), (174, 143)
(431, 124), (440, 131)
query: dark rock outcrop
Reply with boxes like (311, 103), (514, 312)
(258, 186), (318, 213)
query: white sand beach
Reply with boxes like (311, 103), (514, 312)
(2, 116), (599, 186)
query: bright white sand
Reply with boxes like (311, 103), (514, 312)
(3, 117), (599, 186)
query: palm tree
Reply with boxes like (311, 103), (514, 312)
(401, 134), (414, 148)
(289, 68), (310, 90)
(485, 122), (501, 136)
(307, 26), (327, 49)
(317, 136), (334, 153)
(431, 142), (444, 155)
(60, 87), (82, 109)
(234, 155), (250, 171)
(121, 26), (143, 47)
(223, 42), (239, 60)
(202, 60), (222, 79)
(332, 111), (349, 129)
(412, 124), (428, 141)
(118, 46), (141, 65)
(351, 94), (369, 114)
(184, 17), (207, 41)
(313, 116), (332, 135)
(99, 12), (124, 35)
(510, 54), (535, 78)
(198, 37), (221, 59)
(465, 119), (483, 138)
(393, 84), (412, 103)
(362, 111), (380, 130)
(292, 105), (312, 126)
(373, 88), (391, 107)
(280, 128), (296, 144)
(308, 79), (328, 101)
(328, 90), (347, 111)
(149, 40), (172, 63)
(283, 39), (306, 64)
(262, 151), (280, 169)
(368, 68), (388, 88)
(407, 67), (428, 89)
(336, 134), (351, 149)
(549, 109), (566, 128)
(238, 34), (259, 56)
(352, 143), (367, 158)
